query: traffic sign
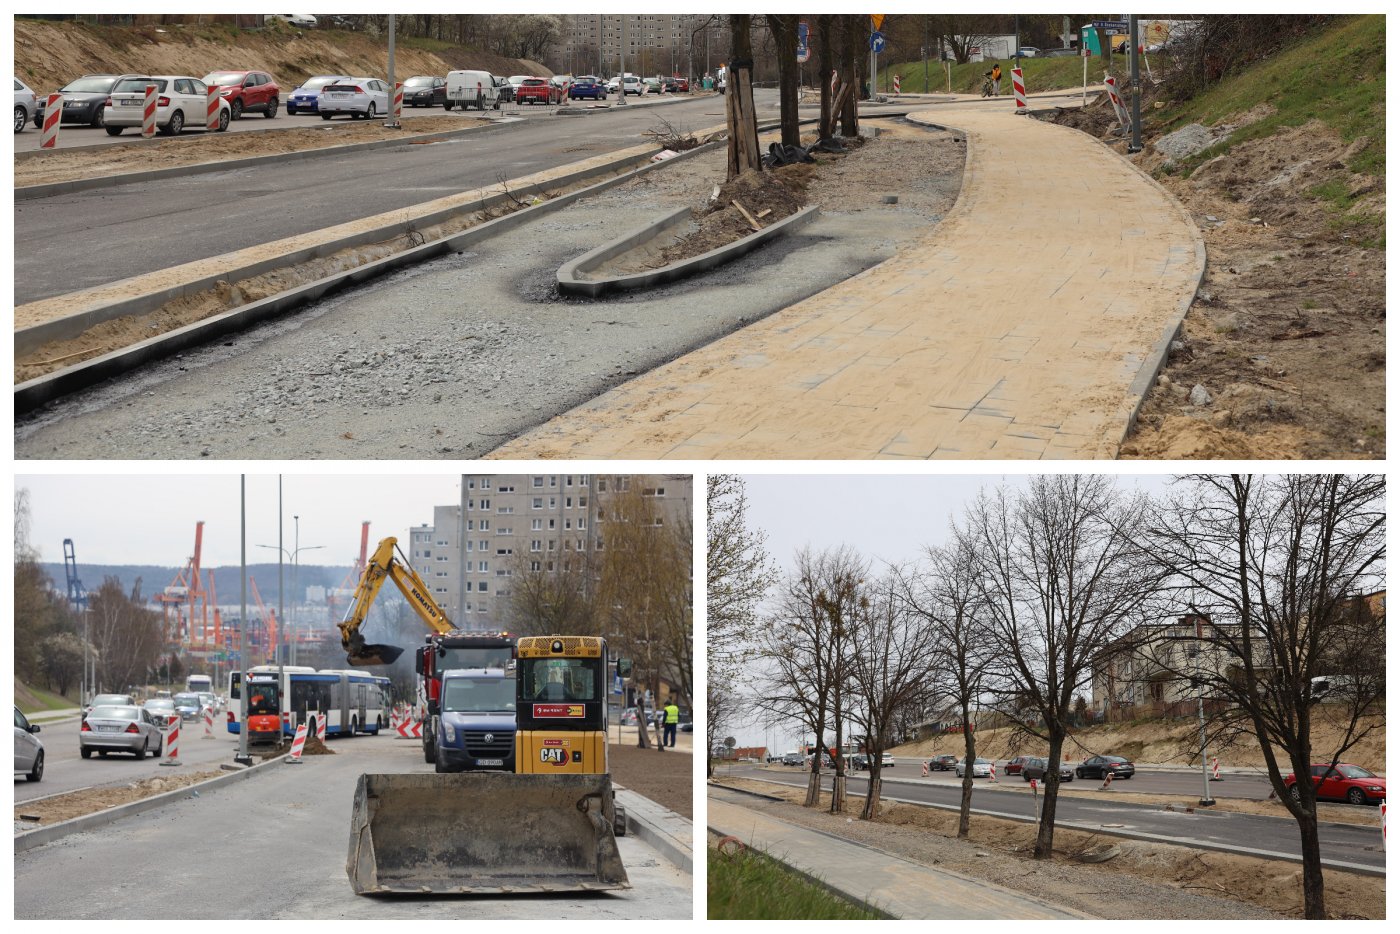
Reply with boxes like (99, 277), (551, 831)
(1091, 20), (1128, 30)
(869, 31), (886, 54)
(870, 15), (885, 31)
(797, 22), (810, 63)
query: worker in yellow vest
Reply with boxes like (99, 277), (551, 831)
(663, 701), (680, 747)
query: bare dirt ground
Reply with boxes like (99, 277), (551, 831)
(1046, 94), (1384, 459)
(713, 778), (1383, 919)
(15, 769), (227, 826)
(610, 742), (693, 819)
(889, 711), (1384, 773)
(15, 116), (488, 188)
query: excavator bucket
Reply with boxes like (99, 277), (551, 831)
(347, 772), (630, 895)
(345, 643), (404, 667)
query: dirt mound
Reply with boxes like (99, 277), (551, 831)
(14, 19), (547, 95)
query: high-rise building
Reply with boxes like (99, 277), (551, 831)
(410, 474), (692, 629)
(550, 14), (727, 79)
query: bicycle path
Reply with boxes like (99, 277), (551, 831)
(709, 786), (1081, 918)
(493, 96), (1204, 459)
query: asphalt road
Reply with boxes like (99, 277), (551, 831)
(14, 712), (243, 803)
(721, 764), (1384, 872)
(887, 755), (1276, 800)
(15, 730), (692, 919)
(13, 93), (764, 304)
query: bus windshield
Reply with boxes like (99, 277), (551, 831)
(245, 683), (280, 715)
(441, 677), (515, 713)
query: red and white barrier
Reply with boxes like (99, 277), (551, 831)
(142, 83), (158, 138)
(395, 717), (422, 739)
(41, 93), (63, 149)
(892, 74), (901, 95)
(1100, 768), (1115, 790)
(988, 761), (998, 782)
(1381, 799), (1386, 850)
(1011, 67), (1027, 114)
(287, 721), (309, 763)
(206, 85), (221, 130)
(160, 721), (181, 766)
(1103, 74), (1130, 128)
(315, 713), (327, 743)
(391, 81), (403, 124)
(921, 760), (929, 777)
(202, 706), (215, 739)
(1210, 757), (1223, 781)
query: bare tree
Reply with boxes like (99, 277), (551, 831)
(706, 475), (778, 778)
(1144, 474), (1385, 919)
(725, 14), (763, 179)
(965, 476), (1161, 859)
(87, 576), (163, 694)
(765, 14), (802, 147)
(848, 572), (936, 819)
(898, 535), (995, 838)
(507, 548), (599, 637)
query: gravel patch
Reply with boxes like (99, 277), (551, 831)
(16, 118), (962, 459)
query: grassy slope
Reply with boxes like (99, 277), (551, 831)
(15, 679), (79, 714)
(708, 847), (882, 920)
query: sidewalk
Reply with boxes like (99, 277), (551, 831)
(708, 786), (1079, 919)
(494, 97), (1203, 459)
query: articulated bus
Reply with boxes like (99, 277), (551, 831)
(227, 666), (391, 742)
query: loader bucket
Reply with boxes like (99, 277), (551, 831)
(347, 772), (630, 895)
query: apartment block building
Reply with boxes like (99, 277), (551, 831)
(409, 474), (691, 629)
(550, 14), (726, 78)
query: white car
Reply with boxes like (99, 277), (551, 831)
(14, 76), (36, 133)
(606, 76), (621, 93)
(14, 706), (44, 782)
(265, 14), (317, 28)
(621, 75), (644, 96)
(319, 77), (390, 120)
(955, 757), (993, 778)
(103, 75), (232, 136)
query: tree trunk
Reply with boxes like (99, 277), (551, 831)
(861, 767), (882, 819)
(816, 16), (833, 140)
(959, 702), (976, 838)
(839, 15), (860, 137)
(804, 728), (825, 806)
(1035, 728), (1066, 857)
(769, 14), (801, 148)
(726, 14), (762, 180)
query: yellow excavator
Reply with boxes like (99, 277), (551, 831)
(338, 537), (630, 895)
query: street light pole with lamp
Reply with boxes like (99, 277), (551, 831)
(256, 521), (323, 668)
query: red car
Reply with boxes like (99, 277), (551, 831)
(515, 77), (561, 105)
(201, 70), (280, 119)
(1285, 763), (1386, 806)
(1005, 755), (1034, 776)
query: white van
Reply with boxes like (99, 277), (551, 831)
(445, 70), (500, 111)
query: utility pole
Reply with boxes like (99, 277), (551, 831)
(618, 15), (628, 105)
(235, 476), (252, 767)
(383, 12), (399, 128)
(1127, 13), (1143, 152)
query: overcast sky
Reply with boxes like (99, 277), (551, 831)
(730, 472), (1176, 752)
(15, 474), (465, 567)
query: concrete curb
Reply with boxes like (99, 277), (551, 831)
(557, 200), (820, 297)
(729, 776), (1385, 878)
(616, 788), (693, 875)
(14, 753), (287, 854)
(13, 118), (529, 201)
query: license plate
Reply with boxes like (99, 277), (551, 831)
(328, 92), (348, 99)
(98, 725), (120, 732)
(476, 758), (503, 767)
(122, 99), (141, 106)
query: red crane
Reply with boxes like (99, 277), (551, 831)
(249, 575), (279, 665)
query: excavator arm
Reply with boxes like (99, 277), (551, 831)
(339, 536), (457, 666)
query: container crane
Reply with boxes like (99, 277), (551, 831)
(62, 538), (87, 610)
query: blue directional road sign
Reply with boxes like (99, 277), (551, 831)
(869, 31), (886, 54)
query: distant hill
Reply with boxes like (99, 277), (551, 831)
(40, 563), (356, 606)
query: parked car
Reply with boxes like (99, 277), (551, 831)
(1076, 754), (1136, 780)
(172, 692), (203, 721)
(445, 69), (501, 111)
(567, 77), (606, 100)
(1005, 755), (1034, 776)
(1284, 763), (1386, 806)
(401, 74), (446, 108)
(286, 74), (348, 114)
(643, 77), (662, 94)
(506, 75), (531, 101)
(606, 76), (621, 93)
(662, 76), (689, 93)
(14, 77), (36, 133)
(84, 693), (137, 718)
(81, 704), (164, 759)
(927, 754), (958, 771)
(264, 14), (317, 28)
(882, 752), (895, 768)
(201, 70), (279, 119)
(14, 706), (44, 782)
(782, 751), (804, 766)
(318, 77), (390, 120)
(104, 75), (232, 136)
(1018, 46), (1041, 57)
(515, 77), (561, 105)
(551, 75), (573, 94)
(141, 696), (179, 728)
(33, 73), (137, 129)
(621, 75), (644, 96)
(955, 757), (992, 778)
(1022, 757), (1074, 783)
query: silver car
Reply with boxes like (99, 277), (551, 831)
(955, 757), (993, 778)
(81, 705), (164, 759)
(173, 692), (202, 721)
(14, 706), (44, 781)
(14, 76), (36, 133)
(318, 76), (390, 120)
(142, 697), (179, 729)
(84, 692), (137, 718)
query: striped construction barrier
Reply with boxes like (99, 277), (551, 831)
(41, 94), (63, 149)
(921, 760), (929, 777)
(892, 74), (901, 95)
(391, 81), (404, 124)
(1103, 74), (1130, 128)
(202, 706), (215, 739)
(1100, 768), (1115, 790)
(287, 721), (308, 763)
(395, 717), (422, 739)
(142, 83), (158, 138)
(1381, 799), (1386, 849)
(988, 761), (998, 782)
(315, 713), (327, 743)
(1211, 757), (1223, 781)
(1012, 66), (1027, 114)
(206, 85), (221, 130)
(160, 721), (181, 766)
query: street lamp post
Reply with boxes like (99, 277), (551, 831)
(257, 519), (322, 669)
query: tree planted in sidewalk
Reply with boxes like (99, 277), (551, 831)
(1144, 473), (1385, 920)
(726, 14), (763, 179)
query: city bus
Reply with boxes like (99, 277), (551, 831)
(185, 674), (213, 695)
(227, 666), (390, 740)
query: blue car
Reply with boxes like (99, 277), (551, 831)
(286, 74), (348, 114)
(568, 76), (607, 101)
(433, 669), (516, 774)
